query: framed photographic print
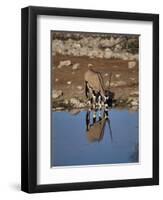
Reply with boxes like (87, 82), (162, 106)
(21, 6), (159, 193)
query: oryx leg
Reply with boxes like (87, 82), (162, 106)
(85, 81), (89, 98)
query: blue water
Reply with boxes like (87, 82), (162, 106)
(51, 109), (139, 167)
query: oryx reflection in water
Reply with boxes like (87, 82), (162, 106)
(52, 109), (139, 166)
(86, 108), (113, 143)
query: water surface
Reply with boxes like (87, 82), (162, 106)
(51, 109), (138, 167)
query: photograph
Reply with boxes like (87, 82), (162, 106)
(21, 6), (159, 193)
(51, 31), (139, 167)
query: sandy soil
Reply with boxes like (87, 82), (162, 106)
(52, 54), (138, 110)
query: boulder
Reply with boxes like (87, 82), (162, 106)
(64, 99), (69, 105)
(52, 90), (63, 99)
(70, 98), (80, 105)
(69, 109), (81, 115)
(57, 60), (71, 68)
(70, 98), (85, 108)
(52, 36), (139, 60)
(127, 97), (139, 107)
(72, 63), (80, 70)
(114, 44), (122, 52)
(110, 81), (127, 87)
(104, 48), (113, 59)
(128, 61), (136, 69)
(77, 85), (83, 90)
(67, 81), (72, 85)
(130, 99), (138, 106)
(88, 63), (93, 68)
(115, 74), (121, 78)
(130, 91), (139, 96)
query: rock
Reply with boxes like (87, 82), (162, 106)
(52, 36), (138, 60)
(133, 54), (139, 61)
(116, 81), (127, 86)
(69, 109), (81, 115)
(64, 99), (69, 105)
(70, 98), (85, 108)
(121, 52), (129, 60)
(55, 107), (64, 111)
(115, 74), (120, 78)
(55, 78), (59, 82)
(104, 73), (108, 77)
(130, 91), (139, 96)
(52, 90), (63, 99)
(130, 106), (138, 111)
(90, 49), (100, 58)
(57, 60), (71, 68)
(70, 98), (79, 105)
(88, 63), (93, 68)
(78, 102), (86, 108)
(72, 63), (80, 70)
(77, 85), (83, 90)
(114, 44), (122, 52)
(130, 77), (135, 81)
(131, 101), (138, 106)
(128, 61), (136, 69)
(127, 97), (138, 107)
(104, 48), (113, 59)
(110, 81), (126, 87)
(73, 43), (81, 49)
(67, 81), (72, 85)
(100, 38), (113, 48)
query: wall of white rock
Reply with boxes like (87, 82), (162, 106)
(52, 35), (139, 60)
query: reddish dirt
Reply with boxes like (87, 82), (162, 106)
(52, 54), (138, 101)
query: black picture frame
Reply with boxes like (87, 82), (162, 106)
(21, 6), (159, 193)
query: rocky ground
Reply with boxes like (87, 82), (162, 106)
(51, 32), (139, 111)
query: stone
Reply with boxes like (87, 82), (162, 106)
(57, 60), (71, 68)
(70, 98), (85, 108)
(116, 81), (127, 86)
(131, 101), (138, 106)
(77, 85), (83, 90)
(88, 63), (93, 68)
(55, 78), (59, 82)
(128, 61), (136, 69)
(114, 44), (122, 52)
(130, 106), (138, 111)
(130, 77), (135, 81)
(127, 97), (138, 107)
(110, 81), (126, 87)
(104, 73), (108, 77)
(104, 48), (113, 59)
(67, 81), (72, 85)
(115, 74), (120, 78)
(69, 109), (81, 115)
(72, 63), (80, 70)
(73, 43), (81, 48)
(52, 36), (138, 60)
(64, 99), (69, 105)
(70, 98), (79, 105)
(130, 91), (139, 96)
(52, 90), (63, 99)
(55, 107), (64, 111)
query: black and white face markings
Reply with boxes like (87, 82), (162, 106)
(85, 82), (113, 110)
